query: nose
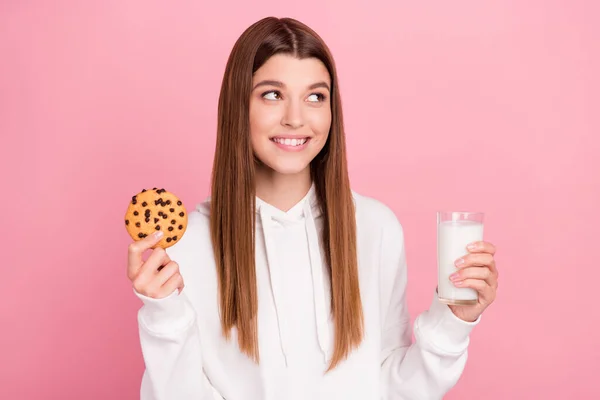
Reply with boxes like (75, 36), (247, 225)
(281, 99), (304, 129)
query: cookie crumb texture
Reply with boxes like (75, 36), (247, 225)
(124, 188), (188, 249)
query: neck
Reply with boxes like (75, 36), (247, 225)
(255, 166), (312, 212)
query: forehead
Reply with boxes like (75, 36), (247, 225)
(253, 54), (331, 86)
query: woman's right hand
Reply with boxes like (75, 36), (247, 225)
(127, 230), (185, 299)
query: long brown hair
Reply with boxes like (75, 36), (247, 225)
(210, 16), (363, 371)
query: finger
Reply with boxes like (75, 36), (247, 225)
(160, 262), (184, 293)
(455, 253), (495, 269)
(142, 272), (183, 299)
(450, 266), (491, 283)
(465, 267), (497, 289)
(154, 261), (180, 287)
(155, 271), (184, 299)
(454, 279), (495, 303)
(466, 241), (496, 255)
(127, 231), (165, 280)
(479, 283), (496, 304)
(141, 262), (181, 298)
(132, 248), (171, 291)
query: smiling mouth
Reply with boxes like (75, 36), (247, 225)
(270, 137), (310, 147)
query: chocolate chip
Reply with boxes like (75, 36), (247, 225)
(153, 187), (157, 190)
(173, 236), (178, 241)
(177, 201), (182, 206)
(166, 237), (172, 243)
(154, 218), (159, 223)
(132, 195), (137, 200)
(158, 211), (163, 216)
(169, 208), (175, 213)
(142, 189), (147, 192)
(138, 233), (144, 238)
(145, 210), (151, 217)
(132, 199), (137, 205)
(155, 225), (161, 230)
(166, 200), (171, 205)
(145, 217), (150, 223)
(168, 226), (174, 231)
(135, 222), (141, 227)
(142, 202), (147, 207)
(171, 220), (176, 224)
(162, 214), (168, 219)
(142, 233), (148, 238)
(178, 225), (183, 230)
(125, 220), (129, 225)
(179, 212), (185, 217)
(133, 211), (139, 216)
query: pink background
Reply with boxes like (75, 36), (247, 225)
(2, 1), (599, 398)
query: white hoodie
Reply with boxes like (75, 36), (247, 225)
(134, 185), (479, 400)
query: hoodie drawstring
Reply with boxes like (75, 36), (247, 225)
(259, 206), (289, 367)
(303, 201), (330, 364)
(256, 187), (330, 367)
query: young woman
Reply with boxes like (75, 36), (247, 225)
(127, 16), (499, 400)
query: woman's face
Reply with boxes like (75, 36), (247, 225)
(249, 54), (331, 176)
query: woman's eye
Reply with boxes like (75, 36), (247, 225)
(307, 93), (325, 103)
(262, 91), (281, 100)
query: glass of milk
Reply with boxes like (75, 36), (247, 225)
(437, 211), (484, 306)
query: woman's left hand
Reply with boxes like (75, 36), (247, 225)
(448, 241), (498, 322)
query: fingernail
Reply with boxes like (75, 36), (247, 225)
(467, 242), (478, 251)
(449, 273), (460, 281)
(454, 280), (463, 286)
(154, 230), (164, 239)
(455, 258), (465, 267)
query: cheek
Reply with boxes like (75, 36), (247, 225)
(309, 109), (332, 138)
(250, 102), (281, 139)
(248, 104), (261, 139)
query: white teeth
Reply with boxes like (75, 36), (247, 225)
(272, 138), (307, 146)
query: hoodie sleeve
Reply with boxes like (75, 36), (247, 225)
(135, 289), (223, 400)
(379, 215), (480, 400)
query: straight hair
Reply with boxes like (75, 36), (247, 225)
(210, 16), (363, 371)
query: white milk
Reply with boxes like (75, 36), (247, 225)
(437, 219), (484, 304)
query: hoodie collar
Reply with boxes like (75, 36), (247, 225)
(254, 182), (320, 222)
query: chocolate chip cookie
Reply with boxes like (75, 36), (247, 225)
(124, 188), (188, 248)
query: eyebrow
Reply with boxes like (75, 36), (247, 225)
(252, 80), (331, 92)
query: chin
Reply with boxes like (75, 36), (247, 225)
(275, 166), (310, 175)
(259, 159), (311, 176)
